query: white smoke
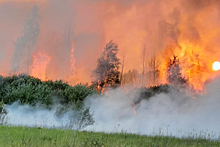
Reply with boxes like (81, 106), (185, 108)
(4, 77), (220, 139)
(84, 78), (220, 139)
(6, 103), (70, 128)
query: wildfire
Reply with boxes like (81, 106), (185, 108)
(158, 43), (217, 92)
(2, 0), (220, 92)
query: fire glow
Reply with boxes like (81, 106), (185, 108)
(31, 52), (51, 81)
(0, 0), (220, 91)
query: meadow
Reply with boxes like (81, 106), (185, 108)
(0, 125), (219, 147)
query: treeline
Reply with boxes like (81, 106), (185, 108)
(9, 4), (187, 94)
(0, 74), (174, 107)
(0, 40), (189, 107)
(91, 41), (188, 93)
(0, 73), (187, 129)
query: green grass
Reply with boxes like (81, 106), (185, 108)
(0, 126), (219, 147)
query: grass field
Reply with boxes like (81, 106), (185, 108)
(0, 126), (219, 147)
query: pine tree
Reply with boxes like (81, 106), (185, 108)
(92, 40), (121, 91)
(167, 55), (187, 86)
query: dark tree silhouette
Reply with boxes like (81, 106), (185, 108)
(11, 5), (40, 75)
(166, 55), (187, 86)
(148, 55), (160, 86)
(92, 40), (121, 91)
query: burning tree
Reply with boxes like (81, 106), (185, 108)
(166, 55), (187, 86)
(121, 69), (139, 90)
(11, 5), (40, 75)
(92, 40), (121, 91)
(148, 55), (160, 86)
(141, 46), (146, 87)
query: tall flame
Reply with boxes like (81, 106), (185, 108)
(31, 52), (51, 81)
(66, 41), (77, 85)
(158, 42), (217, 91)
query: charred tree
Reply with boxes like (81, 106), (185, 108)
(166, 55), (187, 86)
(148, 55), (160, 85)
(141, 46), (146, 87)
(60, 17), (75, 79)
(91, 40), (121, 91)
(120, 55), (125, 85)
(11, 5), (40, 75)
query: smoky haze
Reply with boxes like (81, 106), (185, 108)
(0, 0), (220, 85)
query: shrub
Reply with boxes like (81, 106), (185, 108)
(0, 101), (9, 125)
(56, 84), (97, 108)
(0, 74), (97, 129)
(133, 84), (170, 104)
(0, 75), (97, 108)
(60, 106), (95, 130)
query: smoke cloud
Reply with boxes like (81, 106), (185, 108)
(83, 77), (220, 139)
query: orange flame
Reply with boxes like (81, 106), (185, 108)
(70, 41), (76, 75)
(31, 52), (51, 81)
(66, 41), (77, 85)
(159, 42), (217, 91)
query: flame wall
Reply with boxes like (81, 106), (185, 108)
(0, 0), (220, 88)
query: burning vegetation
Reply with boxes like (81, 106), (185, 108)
(0, 0), (220, 93)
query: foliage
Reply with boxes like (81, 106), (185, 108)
(0, 75), (97, 108)
(56, 83), (97, 108)
(167, 55), (187, 86)
(0, 126), (219, 147)
(74, 107), (95, 130)
(61, 106), (95, 130)
(133, 84), (170, 104)
(92, 40), (121, 91)
(0, 75), (51, 106)
(0, 101), (9, 125)
(0, 74), (97, 129)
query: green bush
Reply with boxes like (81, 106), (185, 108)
(0, 74), (97, 130)
(57, 106), (95, 130)
(133, 84), (170, 104)
(56, 84), (97, 107)
(0, 75), (97, 108)
(0, 101), (8, 125)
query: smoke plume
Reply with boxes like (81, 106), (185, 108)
(83, 77), (220, 139)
